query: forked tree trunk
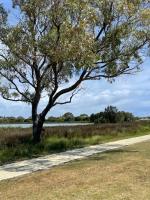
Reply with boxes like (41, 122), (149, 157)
(32, 103), (52, 143)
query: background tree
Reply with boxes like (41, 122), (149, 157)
(90, 106), (135, 123)
(76, 114), (89, 122)
(0, 0), (149, 142)
(63, 112), (74, 122)
(104, 106), (118, 123)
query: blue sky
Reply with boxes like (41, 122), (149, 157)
(0, 0), (150, 117)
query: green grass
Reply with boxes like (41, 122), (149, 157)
(0, 121), (150, 165)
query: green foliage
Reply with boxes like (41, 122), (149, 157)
(75, 114), (89, 122)
(0, 3), (7, 28)
(90, 106), (135, 123)
(0, 113), (90, 123)
(62, 112), (74, 121)
(0, 116), (24, 123)
(0, 0), (149, 103)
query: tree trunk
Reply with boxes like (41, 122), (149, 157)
(32, 119), (44, 143)
(32, 96), (43, 143)
(31, 95), (52, 143)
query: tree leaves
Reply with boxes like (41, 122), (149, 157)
(0, 0), (149, 110)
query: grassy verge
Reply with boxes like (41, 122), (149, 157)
(0, 141), (150, 200)
(0, 121), (150, 165)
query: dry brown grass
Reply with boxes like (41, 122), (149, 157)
(1, 121), (150, 146)
(0, 141), (150, 200)
(1, 121), (150, 165)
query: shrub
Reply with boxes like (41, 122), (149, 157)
(90, 106), (135, 124)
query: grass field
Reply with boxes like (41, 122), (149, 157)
(0, 141), (150, 200)
(0, 121), (150, 165)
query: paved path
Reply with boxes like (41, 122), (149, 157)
(0, 134), (150, 181)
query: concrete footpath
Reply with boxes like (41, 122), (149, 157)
(0, 134), (150, 181)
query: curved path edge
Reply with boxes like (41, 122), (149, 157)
(0, 134), (150, 181)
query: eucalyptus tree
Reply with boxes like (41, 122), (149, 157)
(0, 0), (149, 143)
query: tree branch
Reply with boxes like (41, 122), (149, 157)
(0, 71), (31, 102)
(0, 94), (27, 102)
(40, 69), (87, 119)
(54, 87), (82, 106)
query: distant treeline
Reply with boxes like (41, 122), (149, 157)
(0, 113), (90, 124)
(0, 106), (142, 124)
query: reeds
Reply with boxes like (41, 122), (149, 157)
(0, 121), (150, 164)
